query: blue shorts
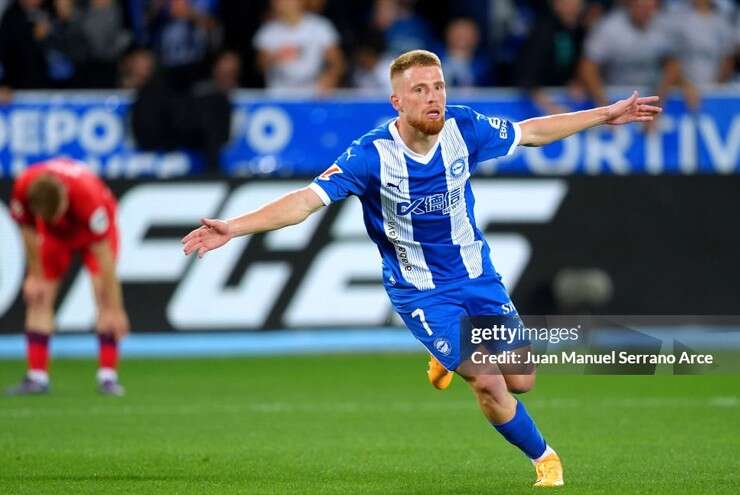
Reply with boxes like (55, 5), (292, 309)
(388, 275), (530, 371)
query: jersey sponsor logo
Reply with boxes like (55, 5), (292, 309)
(318, 164), (343, 181)
(385, 220), (413, 272)
(450, 159), (466, 178)
(396, 187), (463, 216)
(501, 301), (516, 315)
(434, 337), (452, 356)
(89, 207), (109, 235)
(488, 117), (509, 139)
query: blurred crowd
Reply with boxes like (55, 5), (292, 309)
(1, 0), (738, 169)
(1, 0), (739, 94)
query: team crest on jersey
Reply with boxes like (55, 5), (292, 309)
(89, 207), (109, 235)
(450, 159), (466, 178)
(10, 199), (24, 218)
(433, 338), (452, 356)
(318, 164), (343, 181)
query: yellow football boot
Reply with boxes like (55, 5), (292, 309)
(533, 452), (564, 487)
(427, 355), (453, 390)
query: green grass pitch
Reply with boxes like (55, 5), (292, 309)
(0, 354), (738, 494)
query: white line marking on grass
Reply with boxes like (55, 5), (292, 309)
(0, 396), (736, 419)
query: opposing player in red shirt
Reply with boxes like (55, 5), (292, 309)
(6, 158), (129, 396)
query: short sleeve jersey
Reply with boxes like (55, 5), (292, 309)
(310, 105), (520, 292)
(10, 158), (117, 247)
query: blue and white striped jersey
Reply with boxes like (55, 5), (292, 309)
(309, 105), (521, 293)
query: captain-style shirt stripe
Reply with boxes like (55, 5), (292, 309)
(374, 139), (436, 291)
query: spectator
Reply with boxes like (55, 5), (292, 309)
(197, 49), (240, 93)
(128, 48), (176, 151)
(45, 0), (87, 88)
(487, 0), (537, 86)
(440, 18), (491, 88)
(425, 0), (488, 49)
(305, 0), (370, 49)
(253, 0), (344, 94)
(518, 0), (587, 114)
(0, 0), (50, 95)
(80, 0), (131, 88)
(191, 50), (240, 172)
(667, 0), (734, 86)
(351, 30), (393, 91)
(119, 47), (157, 90)
(372, 0), (435, 57)
(149, 0), (221, 91)
(129, 48), (235, 174)
(579, 0), (683, 108)
(217, 0), (269, 87)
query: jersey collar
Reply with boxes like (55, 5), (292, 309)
(388, 118), (442, 165)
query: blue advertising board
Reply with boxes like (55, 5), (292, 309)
(0, 89), (738, 178)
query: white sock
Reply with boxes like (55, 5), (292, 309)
(532, 445), (557, 464)
(97, 367), (118, 383)
(27, 369), (49, 384)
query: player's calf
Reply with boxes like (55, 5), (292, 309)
(463, 373), (517, 423)
(460, 369), (563, 487)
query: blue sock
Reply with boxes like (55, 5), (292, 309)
(493, 400), (547, 459)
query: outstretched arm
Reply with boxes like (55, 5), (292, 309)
(518, 91), (662, 147)
(182, 186), (326, 258)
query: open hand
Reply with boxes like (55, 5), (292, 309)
(605, 91), (662, 125)
(182, 218), (232, 258)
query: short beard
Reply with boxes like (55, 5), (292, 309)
(408, 114), (445, 135)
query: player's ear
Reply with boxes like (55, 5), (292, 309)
(390, 93), (401, 112)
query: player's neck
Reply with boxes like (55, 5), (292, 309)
(281, 11), (304, 25)
(394, 119), (439, 156)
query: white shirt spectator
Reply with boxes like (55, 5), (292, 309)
(253, 13), (339, 91)
(668, 5), (734, 85)
(352, 54), (393, 93)
(585, 8), (674, 87)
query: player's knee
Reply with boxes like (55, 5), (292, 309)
(506, 374), (535, 394)
(504, 373), (535, 394)
(26, 291), (55, 313)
